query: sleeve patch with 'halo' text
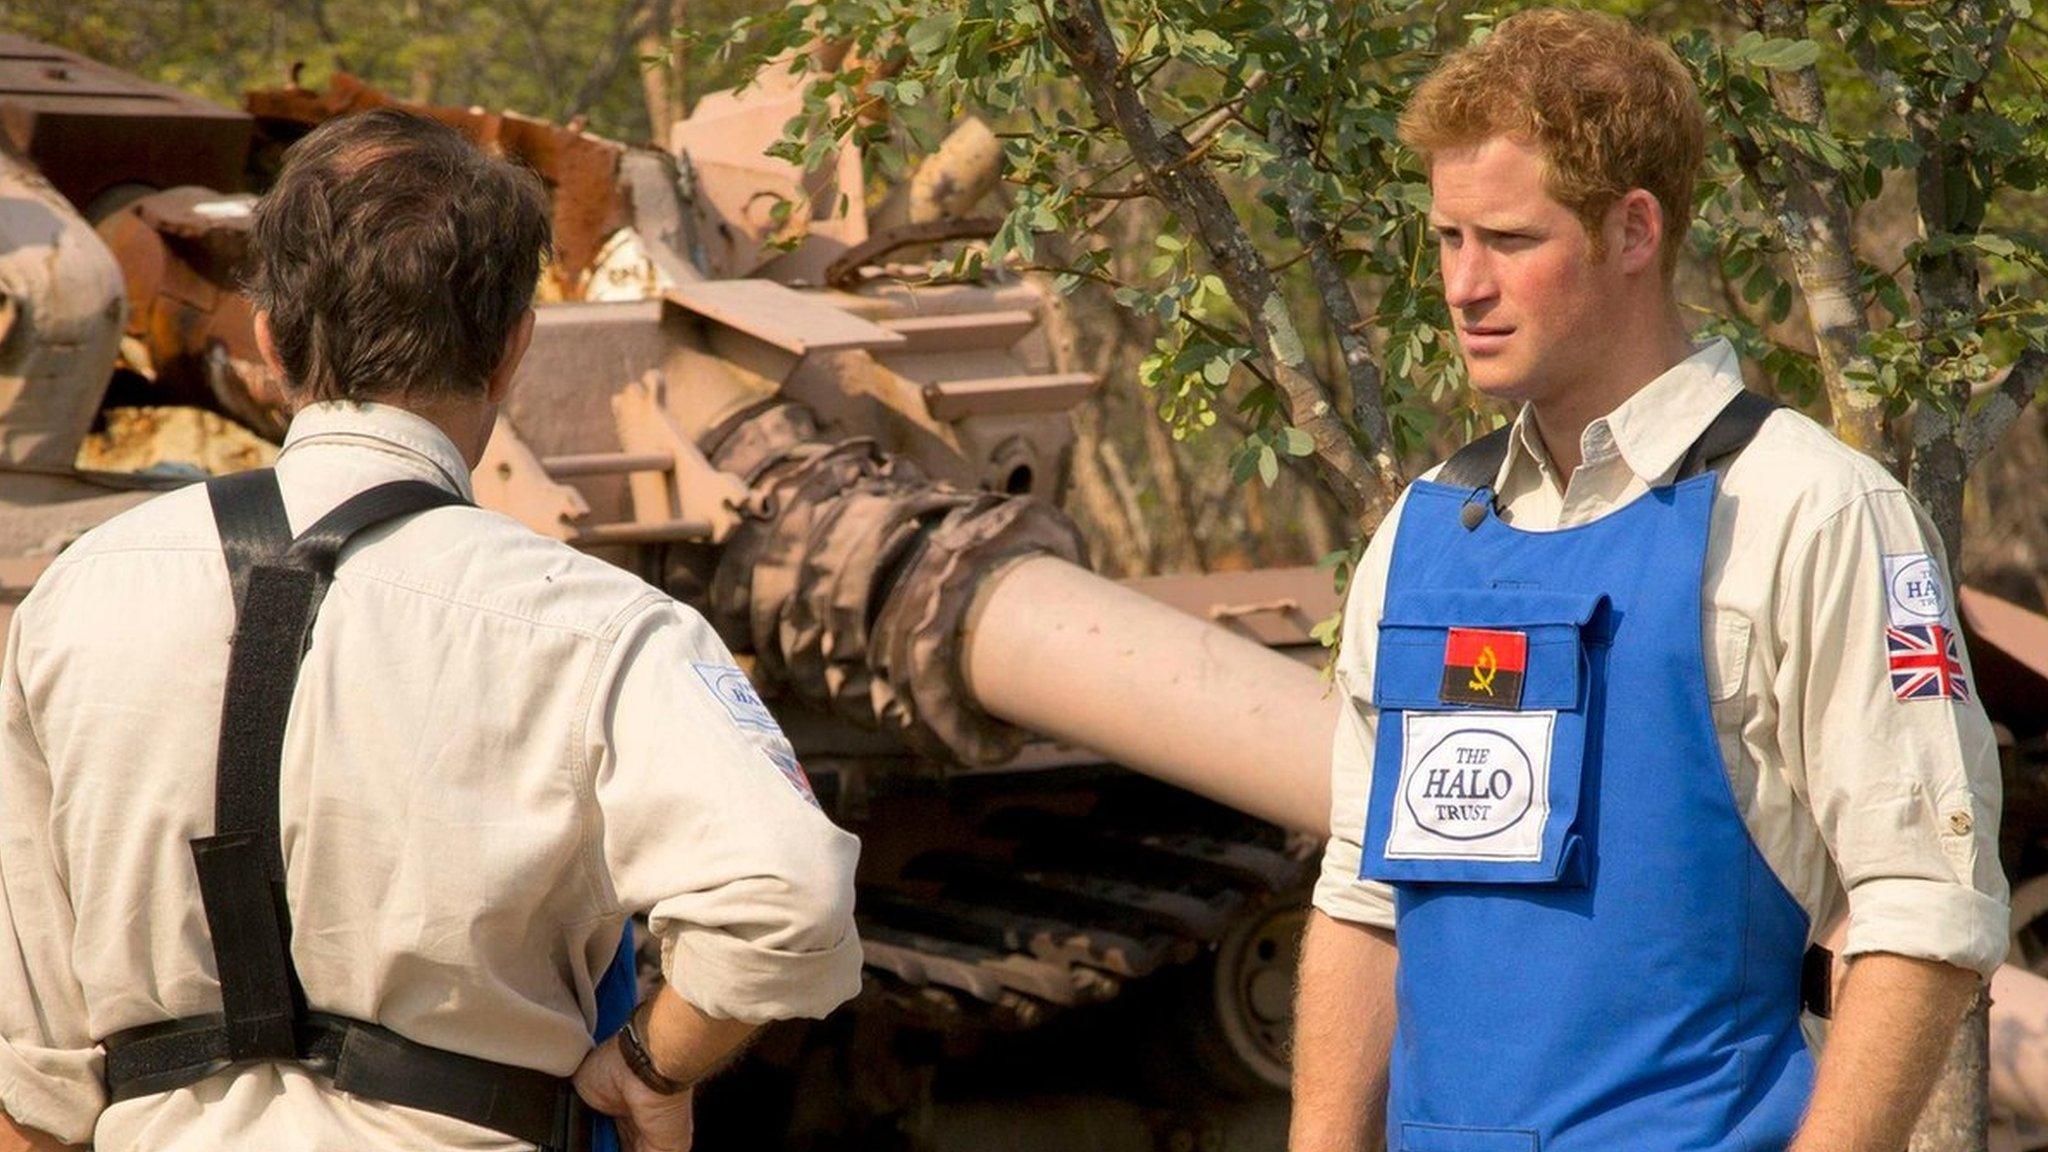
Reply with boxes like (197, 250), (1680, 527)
(1882, 552), (1950, 629)
(691, 662), (780, 733)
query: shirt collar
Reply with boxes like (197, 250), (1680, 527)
(277, 401), (476, 502)
(1496, 338), (1744, 488)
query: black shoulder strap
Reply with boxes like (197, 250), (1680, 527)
(1436, 390), (1783, 496)
(1436, 424), (1513, 493)
(206, 469), (292, 607)
(197, 470), (466, 1061)
(1675, 389), (1782, 480)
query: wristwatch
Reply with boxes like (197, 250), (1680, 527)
(618, 1001), (688, 1095)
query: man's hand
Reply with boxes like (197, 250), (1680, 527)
(1290, 910), (1399, 1152)
(573, 1039), (695, 1152)
(572, 985), (760, 1152)
(1789, 952), (1980, 1152)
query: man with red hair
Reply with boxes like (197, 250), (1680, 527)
(1294, 10), (2006, 1152)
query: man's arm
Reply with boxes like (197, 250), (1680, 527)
(582, 601), (862, 1148)
(1790, 954), (1978, 1152)
(1290, 911), (1397, 1152)
(1771, 488), (2007, 1150)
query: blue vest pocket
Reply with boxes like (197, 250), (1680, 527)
(1400, 1123), (1540, 1152)
(1360, 590), (1605, 886)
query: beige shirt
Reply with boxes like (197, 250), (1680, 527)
(1315, 339), (2009, 980)
(0, 403), (863, 1149)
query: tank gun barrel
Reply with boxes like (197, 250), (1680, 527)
(963, 554), (1335, 833)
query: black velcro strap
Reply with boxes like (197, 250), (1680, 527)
(1802, 944), (1834, 1019)
(1435, 425), (1512, 493)
(311, 1013), (575, 1149)
(1675, 389), (1782, 480)
(102, 1014), (234, 1102)
(213, 564), (320, 859)
(190, 834), (298, 1060)
(104, 1012), (583, 1150)
(203, 551), (324, 1059)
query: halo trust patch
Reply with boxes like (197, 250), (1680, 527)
(1882, 552), (1949, 628)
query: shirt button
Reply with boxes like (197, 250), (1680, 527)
(1947, 810), (1973, 836)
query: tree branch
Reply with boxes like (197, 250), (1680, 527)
(1043, 0), (1393, 523)
(1966, 347), (2048, 466)
(1266, 106), (1402, 503)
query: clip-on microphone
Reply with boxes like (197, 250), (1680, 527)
(1459, 487), (1495, 531)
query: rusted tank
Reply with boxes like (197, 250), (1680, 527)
(6, 35), (2048, 1152)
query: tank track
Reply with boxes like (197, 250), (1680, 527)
(840, 771), (1316, 1035)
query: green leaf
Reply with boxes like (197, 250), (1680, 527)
(1257, 445), (1280, 486)
(1972, 234), (2019, 258)
(1230, 442), (1261, 483)
(906, 15), (954, 60)
(1748, 38), (1821, 72)
(1386, 182), (1432, 212)
(1310, 611), (1342, 649)
(1278, 426), (1315, 456)
(1767, 281), (1794, 325)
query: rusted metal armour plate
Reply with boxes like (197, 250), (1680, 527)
(0, 34), (251, 216)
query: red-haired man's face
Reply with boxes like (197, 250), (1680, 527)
(1426, 136), (1628, 408)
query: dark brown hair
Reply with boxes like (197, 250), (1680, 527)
(247, 109), (552, 403)
(1400, 8), (1706, 276)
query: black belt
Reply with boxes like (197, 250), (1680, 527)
(1803, 943), (1834, 1019)
(102, 1012), (589, 1152)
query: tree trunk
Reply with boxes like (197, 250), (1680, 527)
(1740, 0), (1890, 470)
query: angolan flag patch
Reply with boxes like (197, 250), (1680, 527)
(1887, 623), (1969, 702)
(1441, 627), (1528, 708)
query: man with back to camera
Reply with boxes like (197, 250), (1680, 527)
(1291, 9), (2008, 1152)
(0, 109), (862, 1152)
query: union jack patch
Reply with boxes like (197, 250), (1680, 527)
(1886, 623), (1969, 702)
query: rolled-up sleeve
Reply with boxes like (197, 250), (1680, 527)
(0, 606), (105, 1145)
(589, 600), (862, 1023)
(1778, 490), (2008, 978)
(1312, 491), (1407, 931)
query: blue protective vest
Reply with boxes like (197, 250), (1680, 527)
(1360, 471), (1814, 1152)
(591, 927), (639, 1152)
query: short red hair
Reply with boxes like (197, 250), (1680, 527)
(1399, 8), (1707, 274)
